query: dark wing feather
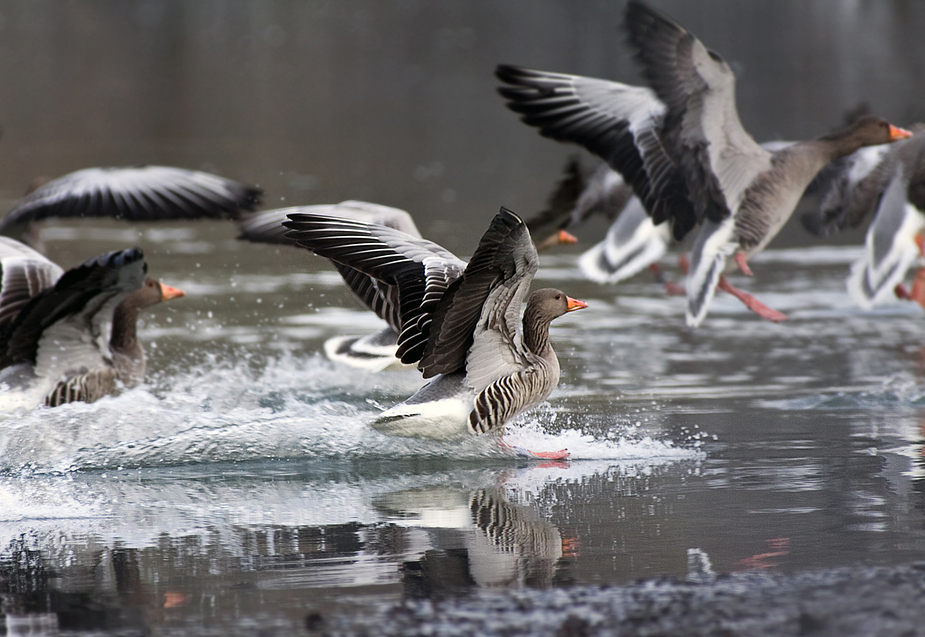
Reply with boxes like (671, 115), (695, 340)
(0, 248), (147, 368)
(282, 213), (465, 366)
(623, 1), (704, 115)
(331, 261), (403, 332)
(419, 208), (537, 378)
(496, 64), (696, 240)
(0, 166), (263, 236)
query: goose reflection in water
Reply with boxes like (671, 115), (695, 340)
(374, 482), (576, 594)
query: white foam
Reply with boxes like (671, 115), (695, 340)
(501, 416), (704, 462)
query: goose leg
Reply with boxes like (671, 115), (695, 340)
(497, 438), (570, 460)
(717, 276), (788, 322)
(897, 267), (925, 309)
(649, 263), (686, 296)
(734, 252), (753, 276)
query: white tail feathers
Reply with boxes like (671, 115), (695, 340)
(578, 202), (670, 284)
(847, 201), (925, 309)
(686, 218), (737, 327)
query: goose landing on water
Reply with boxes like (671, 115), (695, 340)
(497, 1), (911, 327)
(283, 208), (587, 458)
(0, 239), (184, 411)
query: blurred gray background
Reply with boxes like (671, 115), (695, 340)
(0, 0), (922, 254)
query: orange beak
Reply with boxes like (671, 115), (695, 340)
(889, 124), (913, 141)
(160, 283), (186, 301)
(565, 296), (588, 312)
(557, 229), (579, 245)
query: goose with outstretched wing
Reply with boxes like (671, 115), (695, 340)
(497, 1), (910, 326)
(283, 208), (586, 455)
(0, 245), (184, 410)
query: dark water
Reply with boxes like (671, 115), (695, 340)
(2, 2), (925, 635)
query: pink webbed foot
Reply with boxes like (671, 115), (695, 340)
(718, 276), (788, 322)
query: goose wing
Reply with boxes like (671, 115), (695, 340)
(422, 209), (538, 387)
(0, 166), (263, 237)
(282, 213), (465, 364)
(496, 65), (694, 239)
(0, 237), (64, 331)
(238, 200), (421, 246)
(801, 144), (897, 237)
(624, 1), (771, 228)
(0, 248), (147, 379)
(801, 125), (925, 237)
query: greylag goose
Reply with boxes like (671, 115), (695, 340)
(496, 1), (911, 327)
(237, 200), (422, 371)
(801, 128), (925, 309)
(239, 200), (579, 371)
(282, 208), (587, 454)
(0, 240), (184, 410)
(574, 143), (795, 291)
(0, 165), (262, 246)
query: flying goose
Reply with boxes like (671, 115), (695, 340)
(0, 165), (263, 247)
(282, 208), (587, 455)
(239, 200), (580, 371)
(0, 241), (184, 410)
(496, 1), (911, 326)
(801, 128), (925, 309)
(563, 145), (798, 292)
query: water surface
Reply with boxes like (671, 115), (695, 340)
(2, 1), (925, 634)
(3, 222), (925, 634)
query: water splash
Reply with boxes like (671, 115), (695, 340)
(0, 352), (699, 474)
